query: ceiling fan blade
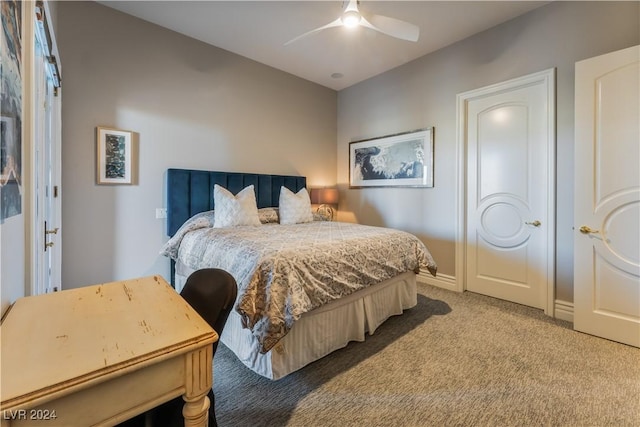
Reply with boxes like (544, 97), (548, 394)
(365, 14), (419, 42)
(284, 18), (343, 46)
(344, 0), (359, 14)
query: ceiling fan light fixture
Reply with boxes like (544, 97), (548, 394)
(341, 10), (361, 28)
(284, 0), (419, 46)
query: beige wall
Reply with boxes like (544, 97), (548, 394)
(56, 1), (337, 288)
(55, 1), (639, 301)
(337, 1), (639, 301)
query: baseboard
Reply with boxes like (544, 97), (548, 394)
(418, 271), (458, 291)
(554, 299), (574, 323)
(418, 273), (574, 322)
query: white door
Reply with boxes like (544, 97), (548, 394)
(42, 77), (60, 293)
(32, 3), (61, 295)
(574, 45), (640, 347)
(460, 69), (555, 311)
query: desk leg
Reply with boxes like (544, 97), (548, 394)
(183, 393), (210, 427)
(183, 346), (213, 427)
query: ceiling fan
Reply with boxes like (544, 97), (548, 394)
(284, 0), (420, 46)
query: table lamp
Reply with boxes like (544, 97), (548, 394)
(310, 188), (339, 221)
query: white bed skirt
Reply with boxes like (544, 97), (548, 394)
(175, 270), (417, 380)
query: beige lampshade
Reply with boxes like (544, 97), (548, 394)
(310, 188), (339, 205)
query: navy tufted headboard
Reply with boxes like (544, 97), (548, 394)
(166, 168), (307, 237)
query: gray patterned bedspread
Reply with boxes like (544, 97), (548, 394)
(161, 220), (437, 353)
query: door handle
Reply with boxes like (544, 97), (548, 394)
(579, 225), (599, 234)
(44, 221), (58, 252)
(525, 220), (541, 227)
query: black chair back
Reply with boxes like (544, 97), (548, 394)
(180, 268), (238, 357)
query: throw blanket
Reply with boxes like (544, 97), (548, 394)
(161, 220), (437, 353)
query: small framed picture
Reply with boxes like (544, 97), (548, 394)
(349, 128), (434, 188)
(96, 126), (135, 185)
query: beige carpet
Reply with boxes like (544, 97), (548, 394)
(214, 283), (640, 427)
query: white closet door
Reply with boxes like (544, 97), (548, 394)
(574, 45), (640, 347)
(462, 69), (555, 310)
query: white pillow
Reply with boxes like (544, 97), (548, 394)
(213, 184), (261, 228)
(279, 187), (313, 225)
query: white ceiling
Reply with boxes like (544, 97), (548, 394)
(99, 1), (548, 91)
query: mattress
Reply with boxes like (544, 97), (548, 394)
(164, 220), (436, 353)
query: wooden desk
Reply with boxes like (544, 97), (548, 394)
(0, 276), (217, 427)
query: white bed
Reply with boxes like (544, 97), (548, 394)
(163, 169), (436, 380)
(165, 218), (436, 380)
